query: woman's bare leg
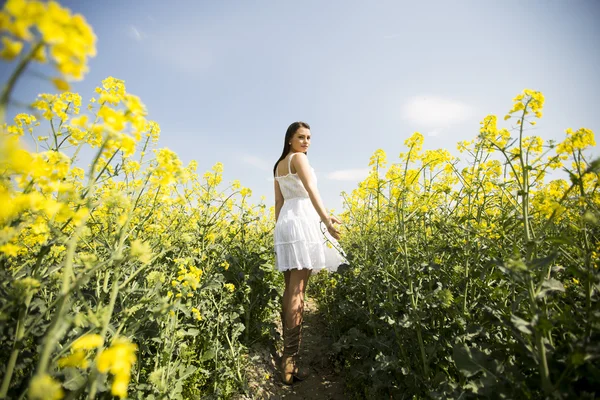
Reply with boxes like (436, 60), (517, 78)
(283, 269), (311, 329)
(282, 270), (292, 323)
(280, 269), (311, 383)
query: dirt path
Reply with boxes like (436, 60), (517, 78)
(237, 297), (346, 399)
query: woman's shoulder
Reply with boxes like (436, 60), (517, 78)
(290, 152), (309, 162)
(290, 152), (311, 169)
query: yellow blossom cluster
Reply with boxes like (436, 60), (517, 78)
(130, 239), (153, 265)
(556, 128), (596, 155)
(522, 136), (544, 154)
(479, 114), (511, 150)
(28, 374), (64, 400)
(342, 89), (599, 256)
(369, 148), (388, 168)
(0, 0), (96, 83)
(505, 89), (545, 120)
(240, 186), (252, 197)
(4, 112), (38, 135)
(32, 91), (81, 122)
(171, 257), (204, 297)
(421, 148), (452, 169)
(403, 132), (423, 154)
(12, 276), (40, 302)
(57, 333), (103, 369)
(97, 337), (138, 399)
(224, 282), (235, 293)
(152, 147), (184, 186)
(191, 307), (202, 321)
(0, 134), (88, 257)
(203, 161), (224, 187)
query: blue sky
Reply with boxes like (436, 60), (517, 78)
(2, 0), (599, 211)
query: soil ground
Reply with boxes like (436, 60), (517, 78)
(236, 297), (346, 400)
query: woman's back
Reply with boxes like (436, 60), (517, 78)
(274, 153), (315, 200)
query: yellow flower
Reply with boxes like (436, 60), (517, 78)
(0, 36), (23, 60)
(152, 148), (184, 185)
(191, 307), (202, 321)
(28, 374), (64, 400)
(404, 132), (424, 153)
(52, 77), (70, 91)
(72, 333), (103, 350)
(97, 338), (137, 375)
(212, 161), (224, 174)
(58, 350), (88, 369)
(13, 277), (40, 297)
(1, 0), (97, 80)
(111, 373), (130, 398)
(556, 127), (596, 155)
(130, 239), (152, 264)
(369, 148), (388, 168)
(96, 337), (137, 398)
(572, 277), (580, 285)
(224, 283), (235, 293)
(146, 120), (161, 143)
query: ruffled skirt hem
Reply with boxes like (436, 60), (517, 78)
(274, 198), (347, 274)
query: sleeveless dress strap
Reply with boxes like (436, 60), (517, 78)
(288, 153), (296, 174)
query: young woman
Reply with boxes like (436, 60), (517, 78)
(273, 121), (347, 385)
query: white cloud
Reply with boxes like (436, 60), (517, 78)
(242, 155), (270, 171)
(129, 26), (144, 41)
(402, 96), (472, 127)
(326, 168), (370, 181)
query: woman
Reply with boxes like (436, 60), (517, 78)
(273, 121), (347, 385)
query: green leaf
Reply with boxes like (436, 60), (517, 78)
(511, 314), (532, 335)
(200, 349), (215, 362)
(453, 343), (482, 378)
(537, 278), (565, 299)
(63, 368), (86, 391)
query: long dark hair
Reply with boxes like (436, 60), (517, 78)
(273, 121), (310, 177)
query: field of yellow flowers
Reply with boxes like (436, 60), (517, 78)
(1, 1), (599, 399)
(310, 95), (599, 397)
(1, 2), (282, 399)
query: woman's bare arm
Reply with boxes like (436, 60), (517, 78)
(292, 154), (341, 238)
(274, 179), (284, 222)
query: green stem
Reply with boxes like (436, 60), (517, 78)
(0, 41), (43, 124)
(517, 101), (533, 250)
(415, 322), (428, 376)
(0, 293), (33, 398)
(88, 270), (122, 399)
(35, 225), (82, 375)
(528, 279), (552, 394)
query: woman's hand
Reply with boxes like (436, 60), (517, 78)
(324, 215), (342, 240)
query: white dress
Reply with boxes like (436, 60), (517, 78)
(274, 153), (347, 273)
